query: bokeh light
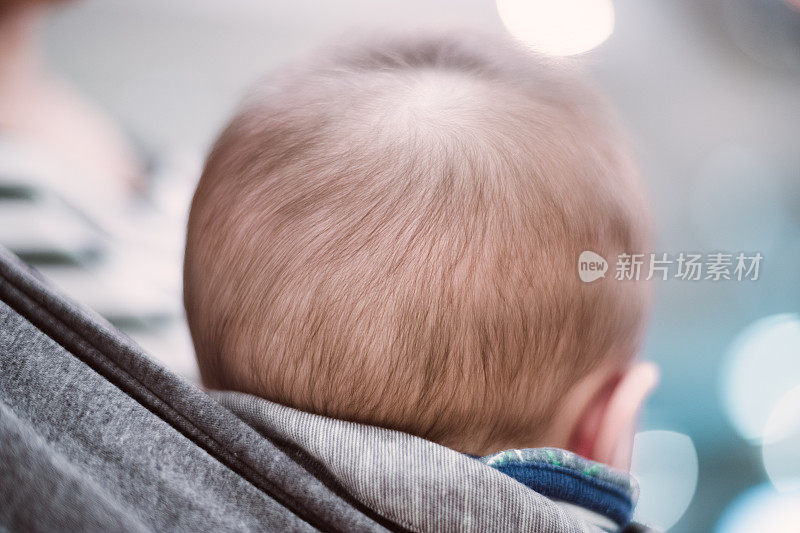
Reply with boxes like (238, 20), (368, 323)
(495, 0), (614, 56)
(721, 314), (800, 442)
(631, 430), (698, 530)
(715, 483), (800, 533)
(763, 385), (800, 492)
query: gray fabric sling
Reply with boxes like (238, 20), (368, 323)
(213, 391), (595, 532)
(0, 245), (394, 532)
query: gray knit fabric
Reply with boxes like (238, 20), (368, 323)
(0, 245), (388, 532)
(215, 391), (599, 533)
(0, 300), (320, 532)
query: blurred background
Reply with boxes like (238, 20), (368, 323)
(0, 0), (798, 530)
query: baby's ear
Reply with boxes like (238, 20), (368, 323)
(569, 362), (659, 469)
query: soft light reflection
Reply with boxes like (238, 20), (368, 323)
(721, 314), (800, 442)
(631, 430), (698, 530)
(495, 0), (615, 56)
(715, 484), (800, 533)
(763, 385), (800, 492)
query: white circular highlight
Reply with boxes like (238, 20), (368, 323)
(721, 314), (800, 442)
(715, 484), (800, 533)
(763, 385), (800, 492)
(495, 0), (615, 56)
(630, 430), (699, 531)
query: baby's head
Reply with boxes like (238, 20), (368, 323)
(184, 32), (654, 459)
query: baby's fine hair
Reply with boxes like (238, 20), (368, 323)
(184, 31), (651, 454)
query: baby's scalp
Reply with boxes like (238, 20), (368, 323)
(183, 31), (651, 455)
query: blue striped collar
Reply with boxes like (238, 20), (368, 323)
(475, 447), (638, 529)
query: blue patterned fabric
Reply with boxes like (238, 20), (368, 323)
(477, 448), (638, 528)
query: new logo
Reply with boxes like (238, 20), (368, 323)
(578, 251), (608, 283)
